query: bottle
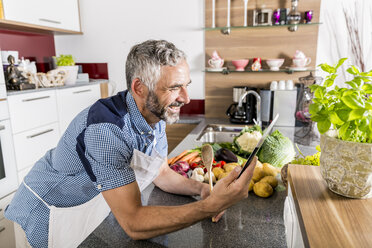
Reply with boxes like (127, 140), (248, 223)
(287, 0), (301, 31)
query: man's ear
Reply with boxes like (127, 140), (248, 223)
(131, 78), (147, 97)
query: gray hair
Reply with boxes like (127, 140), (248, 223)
(126, 40), (186, 92)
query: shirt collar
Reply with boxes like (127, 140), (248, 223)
(126, 91), (163, 136)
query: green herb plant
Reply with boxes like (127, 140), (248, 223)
(55, 54), (75, 66)
(309, 58), (372, 143)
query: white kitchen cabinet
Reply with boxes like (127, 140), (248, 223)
(284, 183), (305, 248)
(2, 0), (81, 32)
(8, 90), (58, 134)
(13, 122), (59, 173)
(56, 84), (101, 135)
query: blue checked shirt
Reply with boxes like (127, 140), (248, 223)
(5, 90), (168, 247)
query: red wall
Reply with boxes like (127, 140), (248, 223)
(0, 29), (55, 72)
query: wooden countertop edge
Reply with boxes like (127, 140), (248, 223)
(288, 164), (311, 248)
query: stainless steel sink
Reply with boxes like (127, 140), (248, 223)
(196, 124), (245, 143)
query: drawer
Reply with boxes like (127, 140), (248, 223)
(0, 217), (16, 248)
(0, 192), (15, 220)
(13, 123), (60, 171)
(8, 90), (58, 134)
(56, 84), (101, 135)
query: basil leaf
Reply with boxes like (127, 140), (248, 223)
(336, 109), (351, 122)
(309, 103), (322, 115)
(319, 63), (336, 74)
(345, 80), (358, 88)
(348, 109), (366, 121)
(359, 118), (369, 132)
(335, 58), (347, 69)
(317, 119), (331, 134)
(339, 122), (350, 138)
(330, 112), (345, 125)
(362, 83), (372, 94)
(311, 114), (327, 122)
(341, 94), (365, 109)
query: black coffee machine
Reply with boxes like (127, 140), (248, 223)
(226, 86), (257, 124)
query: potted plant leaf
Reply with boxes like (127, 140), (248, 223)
(55, 54), (79, 85)
(309, 58), (372, 198)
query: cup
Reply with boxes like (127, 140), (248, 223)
(270, 81), (278, 91)
(286, 80), (294, 90)
(208, 58), (224, 68)
(293, 57), (311, 68)
(278, 80), (286, 90)
(232, 59), (249, 71)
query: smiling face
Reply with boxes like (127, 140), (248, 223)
(145, 59), (191, 124)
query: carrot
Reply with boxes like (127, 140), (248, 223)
(168, 157), (175, 165)
(190, 156), (202, 163)
(178, 151), (199, 163)
(168, 150), (190, 165)
(186, 153), (199, 164)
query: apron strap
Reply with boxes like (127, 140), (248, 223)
(23, 180), (51, 209)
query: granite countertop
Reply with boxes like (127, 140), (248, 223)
(6, 79), (109, 96)
(79, 119), (319, 248)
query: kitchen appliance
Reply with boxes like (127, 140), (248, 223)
(226, 86), (260, 125)
(259, 88), (298, 127)
(0, 59), (18, 199)
(272, 89), (297, 126)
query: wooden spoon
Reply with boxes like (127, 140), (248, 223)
(201, 144), (214, 193)
(201, 144), (216, 222)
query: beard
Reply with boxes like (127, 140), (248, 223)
(145, 91), (184, 124)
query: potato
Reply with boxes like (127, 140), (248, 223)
(217, 172), (229, 180)
(223, 162), (239, 172)
(260, 176), (278, 188)
(248, 180), (254, 191)
(212, 167), (225, 179)
(253, 182), (274, 198)
(252, 165), (265, 182)
(262, 163), (279, 177)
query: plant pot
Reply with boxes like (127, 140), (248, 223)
(58, 65), (79, 85)
(320, 133), (372, 199)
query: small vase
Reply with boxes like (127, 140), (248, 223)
(320, 133), (372, 198)
(58, 65), (79, 85)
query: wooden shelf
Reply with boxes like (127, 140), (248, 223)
(0, 19), (83, 35)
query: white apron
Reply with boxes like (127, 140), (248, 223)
(22, 139), (165, 248)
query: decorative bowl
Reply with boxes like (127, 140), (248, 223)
(266, 59), (284, 71)
(232, 59), (249, 71)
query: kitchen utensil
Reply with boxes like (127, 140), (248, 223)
(270, 81), (278, 90)
(238, 114), (279, 178)
(201, 144), (214, 192)
(243, 0), (249, 27)
(278, 80), (286, 90)
(226, 87), (258, 124)
(293, 58), (311, 68)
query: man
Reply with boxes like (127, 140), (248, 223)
(5, 40), (256, 247)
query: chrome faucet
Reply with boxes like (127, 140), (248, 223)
(237, 90), (262, 127)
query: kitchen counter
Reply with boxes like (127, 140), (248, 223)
(288, 165), (372, 247)
(79, 119), (319, 248)
(6, 79), (108, 96)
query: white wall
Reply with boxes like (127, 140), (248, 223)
(54, 0), (204, 98)
(316, 0), (372, 85)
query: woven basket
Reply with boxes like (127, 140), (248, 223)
(320, 134), (372, 199)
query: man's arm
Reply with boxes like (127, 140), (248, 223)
(152, 160), (207, 196)
(102, 157), (257, 240)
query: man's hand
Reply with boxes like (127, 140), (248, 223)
(203, 156), (257, 215)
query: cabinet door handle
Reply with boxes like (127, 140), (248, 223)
(0, 125), (4, 131)
(39, 18), (61, 24)
(0, 226), (5, 233)
(22, 96), (50, 102)
(73, 89), (92, 94)
(27, 129), (54, 139)
(0, 98), (6, 102)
